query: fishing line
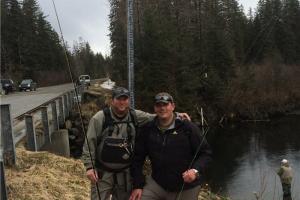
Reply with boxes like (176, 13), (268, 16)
(250, 17), (279, 63)
(243, 16), (280, 64)
(51, 0), (101, 199)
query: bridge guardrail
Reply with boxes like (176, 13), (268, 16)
(0, 84), (86, 199)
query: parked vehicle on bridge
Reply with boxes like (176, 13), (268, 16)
(19, 79), (37, 91)
(1, 79), (16, 94)
(77, 75), (91, 86)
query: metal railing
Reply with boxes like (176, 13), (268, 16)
(0, 84), (85, 199)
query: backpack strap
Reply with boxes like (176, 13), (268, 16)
(102, 106), (114, 136)
(96, 107), (113, 146)
(129, 108), (140, 140)
(98, 107), (138, 144)
(129, 108), (138, 127)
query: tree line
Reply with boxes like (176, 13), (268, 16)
(2, 0), (299, 120)
(1, 0), (107, 86)
(109, 0), (300, 120)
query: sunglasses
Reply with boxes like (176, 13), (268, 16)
(113, 88), (130, 96)
(116, 88), (129, 93)
(154, 95), (172, 102)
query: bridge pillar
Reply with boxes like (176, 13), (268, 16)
(70, 90), (74, 107)
(41, 106), (50, 144)
(51, 101), (59, 131)
(0, 105), (9, 200)
(25, 114), (37, 151)
(67, 92), (72, 112)
(63, 94), (69, 118)
(0, 154), (8, 200)
(58, 97), (64, 127)
(0, 104), (16, 166)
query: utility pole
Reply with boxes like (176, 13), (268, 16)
(127, 0), (135, 108)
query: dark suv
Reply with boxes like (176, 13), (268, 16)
(19, 79), (37, 91)
(1, 79), (15, 94)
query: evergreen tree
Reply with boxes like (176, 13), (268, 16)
(72, 38), (106, 79)
(281, 0), (300, 63)
(109, 0), (127, 86)
(21, 0), (41, 75)
(1, 0), (23, 77)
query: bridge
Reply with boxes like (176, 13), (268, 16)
(0, 79), (108, 199)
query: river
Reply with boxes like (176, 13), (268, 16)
(207, 115), (300, 200)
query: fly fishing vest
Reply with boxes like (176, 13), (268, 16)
(96, 107), (138, 172)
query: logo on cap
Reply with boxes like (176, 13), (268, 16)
(112, 87), (130, 99)
(154, 92), (174, 103)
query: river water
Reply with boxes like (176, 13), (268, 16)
(206, 115), (300, 200)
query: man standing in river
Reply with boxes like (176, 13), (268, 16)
(277, 159), (293, 200)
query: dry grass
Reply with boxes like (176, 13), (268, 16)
(198, 187), (230, 200)
(5, 148), (227, 200)
(5, 146), (90, 200)
(80, 101), (102, 120)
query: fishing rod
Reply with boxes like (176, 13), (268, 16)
(175, 126), (210, 200)
(51, 0), (101, 199)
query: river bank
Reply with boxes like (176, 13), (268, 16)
(206, 115), (300, 200)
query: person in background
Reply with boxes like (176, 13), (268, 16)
(130, 92), (212, 200)
(278, 159), (293, 200)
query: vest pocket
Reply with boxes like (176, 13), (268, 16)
(101, 137), (133, 164)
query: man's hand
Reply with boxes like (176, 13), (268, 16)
(182, 169), (198, 183)
(178, 113), (191, 121)
(86, 169), (99, 184)
(129, 189), (143, 200)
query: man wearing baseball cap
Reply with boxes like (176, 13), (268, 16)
(82, 88), (191, 200)
(130, 92), (212, 200)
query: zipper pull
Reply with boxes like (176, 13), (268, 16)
(162, 135), (167, 146)
(124, 146), (131, 155)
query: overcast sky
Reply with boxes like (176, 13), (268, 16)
(38, 0), (258, 56)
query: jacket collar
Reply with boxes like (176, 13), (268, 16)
(109, 107), (130, 121)
(151, 113), (184, 130)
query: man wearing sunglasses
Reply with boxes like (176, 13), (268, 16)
(82, 88), (191, 200)
(130, 92), (212, 200)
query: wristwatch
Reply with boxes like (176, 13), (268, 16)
(192, 169), (200, 179)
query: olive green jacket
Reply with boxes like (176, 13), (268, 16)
(81, 107), (154, 170)
(277, 165), (293, 184)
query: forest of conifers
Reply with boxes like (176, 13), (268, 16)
(2, 0), (300, 121)
(1, 0), (107, 86)
(109, 0), (300, 120)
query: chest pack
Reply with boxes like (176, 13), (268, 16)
(96, 107), (138, 172)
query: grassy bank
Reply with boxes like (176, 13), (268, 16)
(5, 147), (228, 200)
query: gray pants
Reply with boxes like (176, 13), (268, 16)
(141, 177), (201, 200)
(91, 169), (131, 200)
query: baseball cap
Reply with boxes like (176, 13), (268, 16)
(281, 159), (288, 164)
(154, 92), (174, 104)
(112, 87), (130, 99)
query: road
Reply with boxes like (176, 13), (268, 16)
(0, 83), (74, 119)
